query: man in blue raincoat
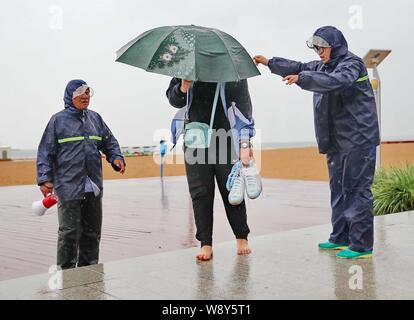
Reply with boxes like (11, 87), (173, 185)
(254, 26), (379, 259)
(36, 79), (126, 269)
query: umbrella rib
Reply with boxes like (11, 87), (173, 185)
(209, 29), (240, 82)
(116, 26), (169, 62)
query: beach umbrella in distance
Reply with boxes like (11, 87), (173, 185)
(116, 25), (260, 82)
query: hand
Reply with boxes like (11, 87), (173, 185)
(253, 55), (269, 66)
(240, 147), (253, 166)
(282, 74), (299, 85)
(113, 159), (126, 174)
(180, 79), (193, 93)
(40, 182), (54, 197)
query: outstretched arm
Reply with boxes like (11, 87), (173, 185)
(297, 61), (362, 93)
(254, 55), (320, 77)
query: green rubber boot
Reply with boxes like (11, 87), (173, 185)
(318, 241), (348, 250)
(337, 249), (373, 259)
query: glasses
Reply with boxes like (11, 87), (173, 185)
(73, 85), (94, 98)
(313, 46), (325, 55)
(306, 35), (330, 54)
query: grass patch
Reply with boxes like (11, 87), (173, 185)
(373, 164), (414, 215)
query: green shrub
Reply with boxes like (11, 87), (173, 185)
(372, 164), (414, 215)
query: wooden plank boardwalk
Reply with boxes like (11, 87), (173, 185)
(0, 177), (330, 281)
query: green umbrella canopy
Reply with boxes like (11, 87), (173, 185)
(116, 25), (260, 82)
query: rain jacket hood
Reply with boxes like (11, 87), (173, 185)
(314, 26), (348, 69)
(64, 79), (87, 109)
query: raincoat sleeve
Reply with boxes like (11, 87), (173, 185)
(166, 77), (187, 108)
(100, 118), (124, 164)
(36, 117), (57, 185)
(268, 57), (320, 77)
(297, 60), (361, 94)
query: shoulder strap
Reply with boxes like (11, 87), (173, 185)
(209, 83), (221, 130)
(185, 82), (221, 127)
(185, 90), (190, 122)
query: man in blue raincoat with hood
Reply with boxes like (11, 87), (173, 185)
(36, 79), (126, 269)
(254, 26), (379, 259)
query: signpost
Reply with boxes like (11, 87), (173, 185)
(363, 49), (391, 168)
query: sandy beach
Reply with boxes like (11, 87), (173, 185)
(1, 143), (413, 186)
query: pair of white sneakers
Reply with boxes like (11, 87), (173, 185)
(228, 160), (262, 205)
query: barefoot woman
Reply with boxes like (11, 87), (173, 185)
(166, 78), (255, 260)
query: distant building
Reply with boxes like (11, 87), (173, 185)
(139, 145), (156, 156)
(120, 145), (158, 157)
(0, 145), (11, 160)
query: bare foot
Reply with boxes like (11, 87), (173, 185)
(196, 245), (213, 261)
(237, 239), (251, 255)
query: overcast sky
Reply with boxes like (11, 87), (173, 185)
(0, 0), (412, 149)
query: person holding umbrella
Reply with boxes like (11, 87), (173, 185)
(254, 26), (380, 259)
(116, 25), (262, 260)
(166, 78), (256, 261)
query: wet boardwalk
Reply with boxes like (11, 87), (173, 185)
(0, 177), (331, 281)
(1, 211), (414, 300)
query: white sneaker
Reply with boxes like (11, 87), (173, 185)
(228, 173), (245, 205)
(242, 160), (262, 199)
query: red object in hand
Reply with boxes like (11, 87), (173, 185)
(32, 193), (59, 216)
(42, 193), (59, 208)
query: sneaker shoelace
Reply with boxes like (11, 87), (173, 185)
(231, 174), (244, 192)
(243, 166), (258, 185)
(226, 160), (242, 191)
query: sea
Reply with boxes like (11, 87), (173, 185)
(9, 142), (318, 160)
(8, 137), (413, 160)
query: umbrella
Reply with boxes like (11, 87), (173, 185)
(116, 25), (260, 82)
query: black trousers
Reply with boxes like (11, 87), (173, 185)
(57, 193), (102, 269)
(184, 143), (250, 247)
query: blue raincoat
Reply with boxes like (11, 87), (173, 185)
(268, 26), (379, 154)
(268, 26), (379, 253)
(36, 80), (124, 201)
